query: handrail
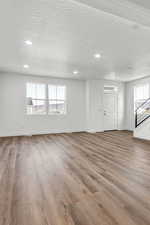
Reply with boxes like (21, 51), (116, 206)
(135, 97), (150, 112)
(135, 98), (150, 128)
(136, 115), (150, 128)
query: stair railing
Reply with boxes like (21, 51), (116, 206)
(135, 98), (150, 128)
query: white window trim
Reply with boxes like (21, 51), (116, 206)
(26, 83), (67, 116)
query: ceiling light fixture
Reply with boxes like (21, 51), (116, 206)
(73, 70), (79, 75)
(24, 64), (29, 68)
(25, 40), (32, 45)
(94, 53), (101, 59)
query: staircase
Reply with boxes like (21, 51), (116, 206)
(134, 98), (150, 140)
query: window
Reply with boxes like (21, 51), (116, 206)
(26, 83), (46, 115)
(26, 83), (66, 115)
(48, 85), (66, 114)
(134, 84), (149, 110)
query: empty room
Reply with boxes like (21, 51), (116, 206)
(1, 0), (150, 224)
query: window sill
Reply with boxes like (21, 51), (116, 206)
(26, 113), (67, 116)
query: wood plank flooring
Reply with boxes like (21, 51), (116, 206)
(0, 131), (150, 225)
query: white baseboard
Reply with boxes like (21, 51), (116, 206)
(0, 129), (86, 137)
(86, 129), (104, 133)
(133, 135), (150, 141)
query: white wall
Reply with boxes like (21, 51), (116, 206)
(0, 72), (126, 137)
(0, 72), (86, 136)
(134, 117), (150, 140)
(125, 76), (150, 131)
(86, 79), (125, 132)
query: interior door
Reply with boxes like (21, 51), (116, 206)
(104, 93), (117, 131)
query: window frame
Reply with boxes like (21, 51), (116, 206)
(48, 85), (67, 115)
(26, 82), (67, 116)
(134, 83), (149, 111)
(26, 82), (47, 115)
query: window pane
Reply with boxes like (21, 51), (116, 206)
(57, 100), (65, 114)
(134, 84), (149, 110)
(57, 86), (66, 100)
(48, 85), (66, 100)
(48, 100), (65, 114)
(48, 85), (57, 100)
(134, 84), (149, 101)
(26, 83), (46, 99)
(27, 100), (46, 115)
(48, 100), (57, 114)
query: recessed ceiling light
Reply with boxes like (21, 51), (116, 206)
(94, 53), (101, 59)
(24, 64), (29, 68)
(73, 70), (79, 75)
(25, 40), (32, 45)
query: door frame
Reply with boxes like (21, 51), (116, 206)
(103, 87), (118, 131)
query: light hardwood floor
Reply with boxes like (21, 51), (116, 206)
(0, 131), (150, 225)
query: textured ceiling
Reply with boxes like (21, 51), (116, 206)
(127, 0), (150, 10)
(1, 0), (150, 81)
(75, 0), (150, 28)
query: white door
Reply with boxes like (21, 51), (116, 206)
(104, 93), (117, 131)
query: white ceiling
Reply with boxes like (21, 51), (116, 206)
(127, 0), (150, 10)
(1, 0), (150, 81)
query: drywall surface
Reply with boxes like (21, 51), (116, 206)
(0, 72), (86, 136)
